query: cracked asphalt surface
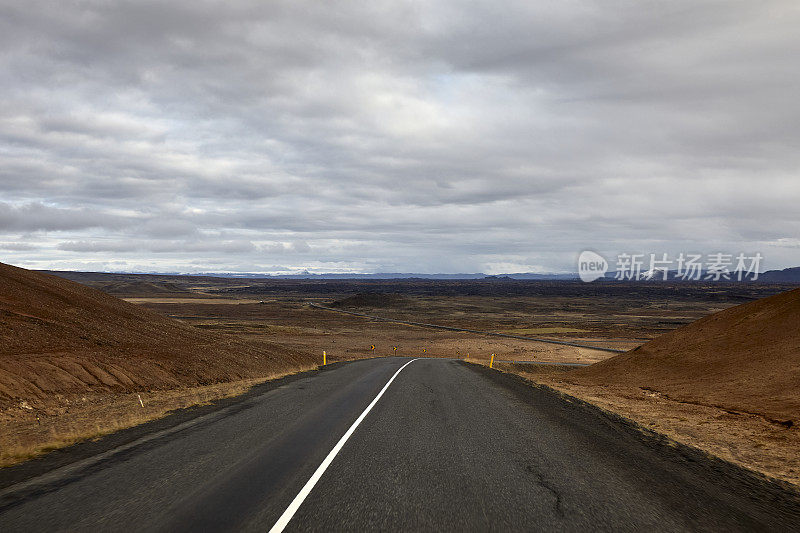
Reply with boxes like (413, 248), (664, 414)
(1, 357), (799, 531)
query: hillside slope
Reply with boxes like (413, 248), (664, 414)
(94, 280), (192, 297)
(571, 288), (800, 424)
(0, 262), (313, 407)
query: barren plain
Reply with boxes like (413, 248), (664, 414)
(4, 269), (799, 488)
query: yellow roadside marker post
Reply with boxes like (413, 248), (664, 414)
(323, 351), (327, 366)
(490, 354), (495, 368)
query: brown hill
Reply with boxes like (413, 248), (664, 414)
(0, 262), (313, 407)
(570, 287), (800, 425)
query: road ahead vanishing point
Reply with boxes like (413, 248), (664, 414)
(1, 358), (799, 532)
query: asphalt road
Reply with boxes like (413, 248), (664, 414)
(1, 358), (799, 532)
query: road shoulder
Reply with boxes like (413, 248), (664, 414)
(0, 363), (344, 491)
(461, 360), (800, 503)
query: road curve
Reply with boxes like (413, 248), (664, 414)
(1, 358), (798, 531)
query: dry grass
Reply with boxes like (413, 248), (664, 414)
(170, 309), (619, 366)
(191, 321), (319, 336)
(122, 298), (263, 304)
(0, 364), (318, 468)
(8, 274), (795, 482)
(499, 327), (587, 334)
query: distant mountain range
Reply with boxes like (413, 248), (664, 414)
(601, 266), (800, 282)
(39, 267), (800, 282)
(758, 266), (800, 282)
(189, 272), (580, 280)
(170, 266), (800, 282)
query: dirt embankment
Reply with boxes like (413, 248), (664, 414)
(0, 262), (315, 409)
(568, 287), (800, 426)
(499, 288), (800, 486)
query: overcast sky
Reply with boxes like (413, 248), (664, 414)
(1, 1), (799, 274)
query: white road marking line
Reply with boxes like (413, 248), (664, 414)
(268, 358), (419, 533)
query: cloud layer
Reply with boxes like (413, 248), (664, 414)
(1, 0), (799, 273)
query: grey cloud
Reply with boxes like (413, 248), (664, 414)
(57, 241), (134, 253)
(260, 241), (312, 254)
(1, 1), (799, 273)
(0, 242), (39, 251)
(58, 239), (257, 254)
(0, 202), (130, 232)
(137, 218), (199, 239)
